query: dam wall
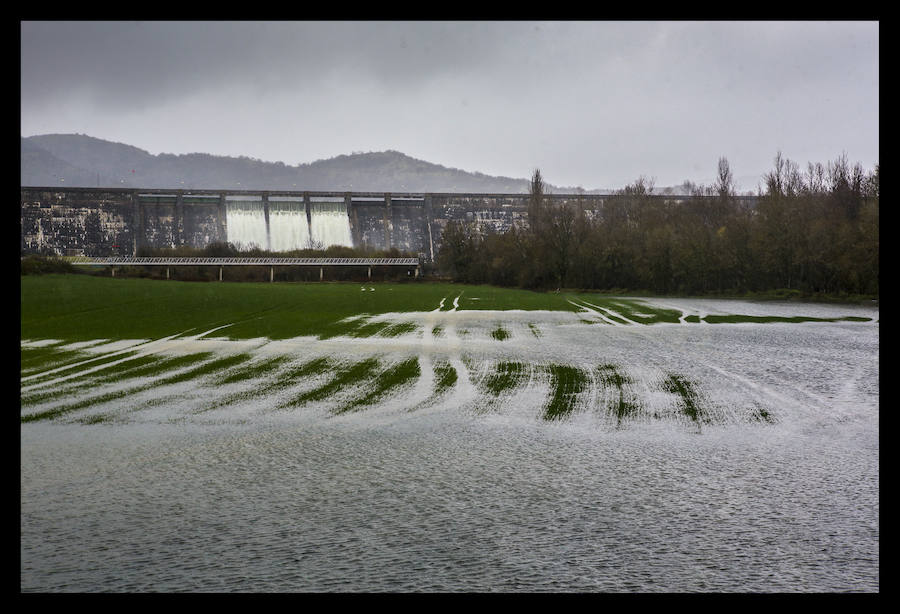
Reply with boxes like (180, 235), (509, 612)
(21, 187), (756, 260)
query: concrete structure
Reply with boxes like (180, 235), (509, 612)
(21, 187), (758, 261)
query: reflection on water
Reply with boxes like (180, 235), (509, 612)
(21, 302), (879, 592)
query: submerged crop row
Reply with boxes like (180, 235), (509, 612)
(21, 346), (778, 431)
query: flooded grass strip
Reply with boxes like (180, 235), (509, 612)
(380, 322), (418, 337)
(156, 353), (253, 386)
(482, 362), (528, 395)
(99, 352), (214, 382)
(281, 358), (381, 408)
(703, 314), (872, 324)
(748, 403), (777, 424)
(491, 325), (510, 341)
(570, 296), (684, 325)
(661, 373), (706, 427)
(200, 357), (334, 412)
(22, 351), (139, 386)
(433, 361), (458, 395)
(338, 357), (421, 414)
(543, 364), (588, 421)
(596, 364), (640, 427)
(21, 345), (86, 374)
(21, 352), (248, 423)
(218, 355), (293, 385)
(21, 353), (173, 406)
(608, 300), (683, 324)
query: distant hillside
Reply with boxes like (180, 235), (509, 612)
(22, 133), (594, 193)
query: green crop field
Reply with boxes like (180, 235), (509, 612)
(20, 274), (877, 428)
(21, 275), (583, 342)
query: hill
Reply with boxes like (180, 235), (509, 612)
(21, 133), (598, 193)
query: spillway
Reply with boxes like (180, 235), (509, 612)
(225, 199), (268, 251)
(268, 199), (310, 251)
(225, 197), (352, 252)
(309, 200), (352, 249)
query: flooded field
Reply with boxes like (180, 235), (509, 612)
(21, 290), (879, 592)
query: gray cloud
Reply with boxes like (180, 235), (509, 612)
(20, 20), (879, 189)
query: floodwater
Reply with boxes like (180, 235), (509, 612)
(20, 298), (879, 592)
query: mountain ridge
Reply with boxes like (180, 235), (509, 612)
(22, 133), (613, 194)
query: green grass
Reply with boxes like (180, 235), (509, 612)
(21, 276), (586, 343)
(158, 353), (253, 385)
(380, 322), (419, 337)
(433, 361), (458, 395)
(21, 352), (181, 406)
(339, 357), (421, 413)
(22, 275), (875, 346)
(218, 355), (293, 384)
(20, 352), (250, 423)
(596, 364), (640, 426)
(571, 295), (683, 324)
(21, 344), (84, 374)
(281, 358), (381, 407)
(202, 356), (335, 412)
(543, 364), (588, 421)
(22, 351), (139, 386)
(491, 325), (510, 341)
(661, 373), (705, 426)
(482, 361), (528, 395)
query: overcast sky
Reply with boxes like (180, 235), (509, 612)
(20, 20), (878, 191)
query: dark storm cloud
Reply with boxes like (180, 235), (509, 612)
(21, 20), (878, 189)
(21, 21), (529, 111)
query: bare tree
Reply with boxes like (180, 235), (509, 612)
(715, 156), (735, 199)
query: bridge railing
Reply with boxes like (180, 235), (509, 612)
(62, 256), (421, 266)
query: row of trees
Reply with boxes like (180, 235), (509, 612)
(437, 154), (878, 296)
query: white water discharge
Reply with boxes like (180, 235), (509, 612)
(21, 299), (879, 592)
(225, 199), (268, 250)
(309, 200), (352, 248)
(268, 199), (310, 251)
(226, 198), (352, 251)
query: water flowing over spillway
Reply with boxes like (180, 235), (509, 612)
(225, 199), (268, 251)
(309, 201), (352, 249)
(268, 200), (310, 252)
(225, 198), (352, 251)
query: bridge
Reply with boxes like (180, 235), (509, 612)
(63, 256), (421, 281)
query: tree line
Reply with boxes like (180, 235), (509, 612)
(436, 153), (878, 297)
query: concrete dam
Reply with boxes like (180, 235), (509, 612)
(21, 187), (757, 261)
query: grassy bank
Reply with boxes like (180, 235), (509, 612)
(20, 275), (581, 342)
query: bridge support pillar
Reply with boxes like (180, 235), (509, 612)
(219, 266), (223, 281)
(262, 193), (271, 252)
(415, 266), (419, 278)
(270, 266), (274, 282)
(368, 266), (371, 279)
(166, 267), (170, 280)
(320, 267), (324, 281)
